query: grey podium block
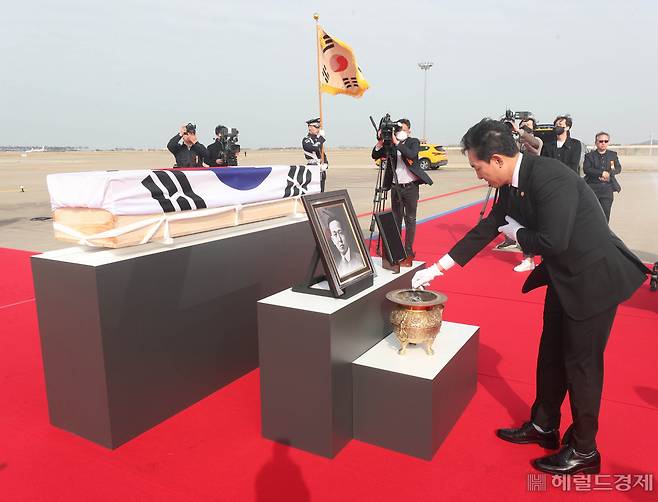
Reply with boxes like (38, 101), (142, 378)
(352, 322), (479, 460)
(31, 216), (315, 448)
(258, 258), (423, 458)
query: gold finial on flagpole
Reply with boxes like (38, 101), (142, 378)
(313, 12), (319, 21)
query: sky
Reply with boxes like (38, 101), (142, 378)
(1, 0), (657, 149)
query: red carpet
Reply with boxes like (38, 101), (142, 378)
(1, 205), (656, 501)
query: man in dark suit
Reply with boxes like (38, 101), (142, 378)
(583, 132), (622, 222)
(541, 115), (582, 174)
(412, 119), (648, 475)
(372, 118), (433, 266)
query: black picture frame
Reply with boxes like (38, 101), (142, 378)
(374, 210), (407, 264)
(300, 190), (375, 297)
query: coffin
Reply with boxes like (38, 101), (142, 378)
(47, 165), (320, 248)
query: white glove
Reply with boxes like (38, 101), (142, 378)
(411, 264), (443, 289)
(319, 129), (325, 138)
(320, 162), (328, 172)
(497, 215), (524, 242)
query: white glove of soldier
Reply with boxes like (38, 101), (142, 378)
(320, 162), (328, 172)
(411, 264), (443, 289)
(319, 129), (325, 138)
(497, 215), (524, 242)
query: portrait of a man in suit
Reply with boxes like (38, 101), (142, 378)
(322, 208), (364, 279)
(412, 119), (648, 475)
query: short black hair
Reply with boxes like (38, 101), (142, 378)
(398, 118), (411, 129)
(554, 115), (573, 128)
(215, 125), (224, 136)
(461, 119), (519, 161)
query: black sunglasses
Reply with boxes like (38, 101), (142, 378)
(598, 139), (609, 143)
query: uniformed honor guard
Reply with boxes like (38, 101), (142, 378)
(302, 117), (328, 192)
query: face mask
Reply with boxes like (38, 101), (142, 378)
(554, 126), (565, 136)
(396, 131), (408, 141)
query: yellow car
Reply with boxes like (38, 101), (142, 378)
(374, 143), (448, 170)
(418, 143), (448, 170)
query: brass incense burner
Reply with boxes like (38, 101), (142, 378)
(386, 289), (448, 355)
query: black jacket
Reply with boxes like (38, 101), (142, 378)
(167, 134), (207, 167)
(371, 137), (433, 190)
(583, 149), (622, 196)
(206, 139), (226, 167)
(302, 134), (328, 165)
(541, 135), (582, 174)
(449, 154), (647, 320)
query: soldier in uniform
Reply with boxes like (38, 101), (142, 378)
(302, 117), (328, 192)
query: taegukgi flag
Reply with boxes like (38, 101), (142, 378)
(318, 27), (370, 98)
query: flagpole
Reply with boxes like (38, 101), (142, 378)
(313, 13), (325, 163)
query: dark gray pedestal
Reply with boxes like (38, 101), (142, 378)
(31, 216), (315, 449)
(352, 322), (479, 460)
(258, 258), (423, 458)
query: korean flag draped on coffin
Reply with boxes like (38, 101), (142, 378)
(47, 165), (320, 215)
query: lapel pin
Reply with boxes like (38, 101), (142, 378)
(520, 191), (525, 197)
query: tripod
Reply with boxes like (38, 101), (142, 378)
(368, 118), (404, 257)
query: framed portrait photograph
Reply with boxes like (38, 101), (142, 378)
(301, 190), (375, 297)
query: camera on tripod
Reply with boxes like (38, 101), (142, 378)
(378, 113), (401, 146)
(217, 125), (241, 166)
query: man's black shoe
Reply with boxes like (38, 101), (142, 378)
(496, 421), (560, 449)
(532, 446), (601, 475)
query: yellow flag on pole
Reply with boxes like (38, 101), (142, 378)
(317, 26), (370, 98)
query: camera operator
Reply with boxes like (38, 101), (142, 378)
(207, 125), (227, 167)
(541, 116), (582, 174)
(372, 118), (433, 266)
(167, 123), (207, 168)
(302, 118), (328, 192)
(583, 132), (622, 223)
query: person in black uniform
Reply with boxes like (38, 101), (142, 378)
(167, 123), (207, 168)
(413, 119), (648, 475)
(302, 118), (328, 192)
(206, 125), (227, 167)
(372, 118), (433, 266)
(583, 131), (622, 222)
(541, 115), (582, 174)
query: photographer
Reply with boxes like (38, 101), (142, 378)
(302, 118), (328, 192)
(372, 118), (433, 266)
(167, 123), (207, 168)
(541, 116), (582, 174)
(583, 132), (622, 222)
(207, 125), (227, 167)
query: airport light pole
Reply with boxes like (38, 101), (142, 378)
(418, 61), (434, 143)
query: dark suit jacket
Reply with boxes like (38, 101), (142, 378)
(583, 149), (622, 196)
(449, 155), (647, 320)
(371, 137), (433, 190)
(541, 136), (582, 174)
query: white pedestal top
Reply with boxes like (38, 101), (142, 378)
(258, 257), (424, 315)
(352, 321), (479, 380)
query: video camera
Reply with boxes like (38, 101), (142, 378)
(501, 110), (533, 127)
(377, 113), (401, 148)
(216, 125), (241, 166)
(184, 123), (197, 135)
